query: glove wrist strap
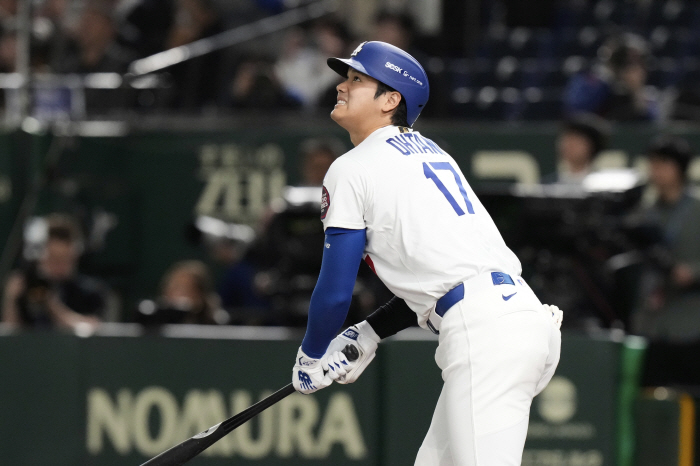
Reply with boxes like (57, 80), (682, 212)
(356, 320), (381, 343)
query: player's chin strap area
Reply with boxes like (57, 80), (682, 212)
(426, 271), (518, 334)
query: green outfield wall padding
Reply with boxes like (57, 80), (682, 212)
(0, 330), (644, 466)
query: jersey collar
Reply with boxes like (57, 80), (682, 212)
(363, 125), (409, 144)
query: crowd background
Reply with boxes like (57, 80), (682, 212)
(0, 0), (699, 121)
(0, 0), (699, 384)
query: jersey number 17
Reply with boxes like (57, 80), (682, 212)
(423, 162), (475, 216)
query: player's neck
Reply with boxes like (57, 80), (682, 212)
(348, 122), (393, 146)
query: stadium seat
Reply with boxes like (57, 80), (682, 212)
(507, 28), (540, 58)
(520, 87), (564, 120)
(493, 57), (523, 88)
(646, 0), (693, 28)
(415, 0), (700, 120)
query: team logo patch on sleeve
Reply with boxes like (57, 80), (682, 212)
(321, 186), (330, 219)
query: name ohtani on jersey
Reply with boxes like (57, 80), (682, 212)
(385, 133), (445, 156)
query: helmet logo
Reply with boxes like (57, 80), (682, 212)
(351, 42), (367, 57)
(385, 62), (403, 73)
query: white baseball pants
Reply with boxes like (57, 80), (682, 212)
(415, 273), (561, 466)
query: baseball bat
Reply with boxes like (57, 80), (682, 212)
(139, 344), (360, 466)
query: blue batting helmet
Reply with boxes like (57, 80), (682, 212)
(327, 41), (429, 127)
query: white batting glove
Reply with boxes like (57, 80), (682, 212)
(292, 347), (333, 395)
(323, 320), (380, 384)
(543, 304), (563, 329)
(322, 350), (351, 381)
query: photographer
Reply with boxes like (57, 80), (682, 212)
(1, 214), (107, 330)
(136, 260), (229, 326)
(632, 136), (700, 342)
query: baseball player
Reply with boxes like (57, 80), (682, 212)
(291, 41), (563, 465)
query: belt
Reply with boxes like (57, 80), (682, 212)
(435, 272), (515, 317)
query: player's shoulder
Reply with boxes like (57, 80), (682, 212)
(329, 135), (387, 169)
(325, 150), (369, 181)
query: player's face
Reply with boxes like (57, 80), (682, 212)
(331, 68), (383, 129)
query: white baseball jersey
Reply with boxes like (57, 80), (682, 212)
(321, 125), (521, 328)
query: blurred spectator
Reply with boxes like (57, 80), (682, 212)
(35, 0), (81, 72)
(369, 10), (439, 115)
(1, 214), (107, 330)
(137, 260), (229, 325)
(274, 24), (347, 108)
(312, 18), (352, 110)
(372, 10), (415, 54)
(0, 28), (16, 72)
(315, 17), (350, 59)
(564, 33), (658, 122)
(671, 86), (700, 122)
(165, 0), (227, 110)
(631, 136), (700, 342)
(58, 4), (135, 73)
(212, 238), (270, 324)
(185, 216), (270, 324)
(0, 0), (14, 17)
(227, 54), (300, 109)
(371, 10), (428, 66)
(114, 0), (175, 58)
(543, 115), (608, 185)
(298, 137), (344, 186)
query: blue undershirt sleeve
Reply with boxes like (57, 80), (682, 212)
(301, 227), (366, 358)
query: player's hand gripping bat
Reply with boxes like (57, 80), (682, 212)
(139, 344), (360, 466)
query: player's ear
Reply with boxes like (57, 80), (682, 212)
(383, 91), (402, 113)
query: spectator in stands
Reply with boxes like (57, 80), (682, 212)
(372, 10), (415, 53)
(274, 25), (344, 108)
(113, 0), (175, 59)
(35, 0), (80, 72)
(165, 0), (227, 110)
(210, 237), (269, 323)
(161, 260), (228, 324)
(631, 136), (700, 342)
(137, 260), (228, 325)
(564, 33), (658, 121)
(312, 18), (353, 111)
(58, 4), (134, 73)
(371, 10), (427, 65)
(1, 214), (107, 330)
(227, 54), (300, 109)
(298, 137), (344, 186)
(0, 0), (16, 23)
(543, 115), (608, 185)
(0, 28), (16, 73)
